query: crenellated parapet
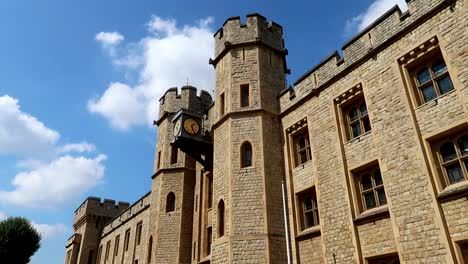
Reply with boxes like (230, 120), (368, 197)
(157, 86), (212, 124)
(212, 13), (285, 62)
(73, 196), (130, 228)
(279, 0), (452, 113)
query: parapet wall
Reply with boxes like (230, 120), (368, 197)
(279, 0), (450, 112)
(101, 191), (151, 238)
(214, 13), (284, 58)
(73, 196), (130, 226)
(158, 86), (212, 122)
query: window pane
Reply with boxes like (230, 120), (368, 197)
(440, 142), (457, 162)
(445, 163), (464, 184)
(364, 192), (376, 209)
(299, 150), (308, 165)
(377, 188), (387, 205)
(245, 148), (252, 167)
(458, 136), (468, 156)
(361, 174), (372, 190)
(374, 169), (383, 186)
(360, 103), (368, 116)
(432, 60), (447, 76)
(438, 76), (454, 95)
(349, 107), (358, 121)
(421, 85), (437, 102)
(417, 67), (431, 84)
(351, 123), (361, 138)
(305, 211), (315, 228)
(362, 117), (371, 133)
(298, 137), (306, 149)
(303, 197), (313, 211)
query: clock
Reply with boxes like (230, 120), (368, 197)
(183, 118), (200, 135)
(173, 119), (182, 137)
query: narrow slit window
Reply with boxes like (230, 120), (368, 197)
(166, 192), (176, 212)
(219, 93), (225, 116)
(170, 145), (178, 164)
(241, 142), (253, 168)
(241, 84), (249, 107)
(218, 200), (225, 237)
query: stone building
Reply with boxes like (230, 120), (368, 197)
(65, 0), (468, 263)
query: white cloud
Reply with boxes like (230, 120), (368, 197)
(0, 211), (6, 221)
(57, 142), (96, 154)
(89, 16), (215, 131)
(344, 0), (408, 37)
(0, 155), (107, 208)
(95, 32), (124, 46)
(88, 83), (146, 130)
(0, 95), (60, 156)
(32, 222), (67, 239)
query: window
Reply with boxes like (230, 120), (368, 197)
(87, 250), (94, 264)
(241, 84), (249, 107)
(298, 188), (319, 230)
(458, 241), (468, 263)
(218, 200), (225, 237)
(136, 222), (143, 246)
(355, 165), (387, 212)
(166, 192), (176, 212)
(293, 130), (311, 166)
(367, 253), (400, 264)
(219, 93), (225, 116)
(124, 229), (130, 252)
(344, 99), (371, 139)
(105, 241), (111, 263)
(412, 57), (454, 104)
(434, 133), (468, 187)
(170, 145), (178, 164)
(207, 175), (213, 209)
(206, 227), (212, 255)
(157, 151), (161, 169)
(147, 236), (153, 264)
(241, 142), (252, 168)
(113, 235), (120, 262)
(96, 246), (102, 264)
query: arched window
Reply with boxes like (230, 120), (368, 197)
(218, 200), (225, 237)
(166, 192), (176, 212)
(241, 142), (252, 168)
(147, 236), (153, 263)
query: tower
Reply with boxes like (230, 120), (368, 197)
(65, 197), (129, 264)
(209, 14), (289, 263)
(150, 86), (212, 263)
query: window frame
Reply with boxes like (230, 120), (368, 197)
(166, 192), (176, 212)
(136, 222), (143, 246)
(297, 188), (319, 231)
(240, 84), (250, 107)
(241, 141), (253, 168)
(410, 54), (454, 105)
(217, 199), (225, 237)
(434, 133), (468, 188)
(124, 229), (131, 252)
(292, 129), (311, 167)
(342, 96), (371, 140)
(356, 167), (387, 211)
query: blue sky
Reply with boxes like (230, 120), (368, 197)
(0, 0), (407, 263)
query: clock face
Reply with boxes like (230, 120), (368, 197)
(173, 119), (182, 137)
(183, 118), (200, 135)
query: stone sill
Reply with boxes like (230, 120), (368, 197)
(296, 225), (321, 240)
(354, 205), (390, 225)
(415, 89), (456, 111)
(199, 256), (211, 264)
(346, 130), (372, 144)
(292, 160), (312, 173)
(437, 181), (468, 202)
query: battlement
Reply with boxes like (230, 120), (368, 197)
(279, 0), (451, 112)
(213, 13), (285, 59)
(101, 191), (151, 238)
(73, 196), (130, 225)
(157, 86), (212, 123)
